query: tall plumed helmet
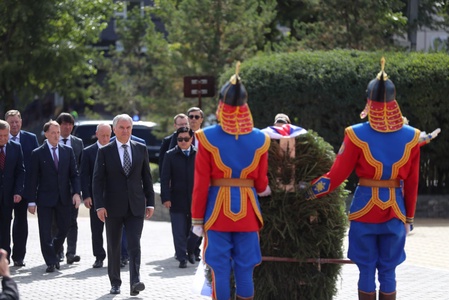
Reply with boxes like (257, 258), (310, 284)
(219, 62), (248, 107)
(216, 61), (254, 137)
(366, 57), (396, 103)
(360, 57), (403, 132)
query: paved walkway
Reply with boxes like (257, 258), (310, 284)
(9, 206), (449, 299)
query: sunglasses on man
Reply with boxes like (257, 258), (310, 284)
(188, 115), (201, 120)
(177, 137), (191, 142)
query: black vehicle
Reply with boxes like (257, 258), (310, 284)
(72, 120), (162, 163)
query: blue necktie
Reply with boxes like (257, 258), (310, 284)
(183, 150), (189, 156)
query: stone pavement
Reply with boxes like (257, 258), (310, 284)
(9, 206), (449, 299)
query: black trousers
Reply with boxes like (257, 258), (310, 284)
(105, 212), (144, 288)
(170, 211), (199, 262)
(37, 203), (71, 266)
(89, 206), (106, 260)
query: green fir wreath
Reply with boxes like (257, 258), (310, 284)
(253, 130), (349, 300)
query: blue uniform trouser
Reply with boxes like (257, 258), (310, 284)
(348, 218), (406, 293)
(205, 230), (261, 300)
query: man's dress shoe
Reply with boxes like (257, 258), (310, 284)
(130, 282), (145, 296)
(188, 254), (196, 264)
(92, 259), (103, 268)
(67, 255), (81, 264)
(110, 285), (121, 294)
(13, 260), (25, 267)
(179, 260), (187, 268)
(55, 262), (60, 270)
(46, 265), (55, 273)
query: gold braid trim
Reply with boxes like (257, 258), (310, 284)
(349, 188), (406, 222)
(391, 129), (420, 178)
(345, 127), (383, 179)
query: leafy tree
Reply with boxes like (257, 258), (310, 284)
(88, 6), (179, 121)
(151, 0), (277, 119)
(296, 0), (408, 50)
(0, 0), (114, 116)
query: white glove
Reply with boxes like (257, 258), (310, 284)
(192, 225), (204, 237)
(419, 128), (441, 143)
(258, 185), (271, 197)
(430, 128), (441, 139)
(404, 223), (412, 235)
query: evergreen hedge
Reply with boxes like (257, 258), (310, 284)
(224, 50), (449, 194)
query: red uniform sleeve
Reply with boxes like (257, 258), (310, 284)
(254, 151), (269, 194)
(311, 133), (360, 197)
(191, 141), (211, 225)
(403, 145), (420, 223)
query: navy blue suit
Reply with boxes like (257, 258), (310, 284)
(28, 142), (81, 266)
(11, 130), (39, 263)
(160, 145), (198, 263)
(80, 142), (106, 261)
(0, 141), (25, 261)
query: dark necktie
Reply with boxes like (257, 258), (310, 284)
(62, 138), (68, 144)
(11, 136), (17, 142)
(122, 144), (131, 175)
(0, 146), (5, 170)
(52, 147), (59, 170)
(183, 150), (189, 156)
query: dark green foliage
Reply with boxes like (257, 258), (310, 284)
(254, 131), (348, 300)
(225, 50), (449, 193)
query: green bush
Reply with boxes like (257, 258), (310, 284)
(224, 50), (449, 193)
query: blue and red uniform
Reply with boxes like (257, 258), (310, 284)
(310, 121), (420, 295)
(192, 124), (270, 300)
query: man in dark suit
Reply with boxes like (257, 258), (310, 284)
(0, 120), (25, 263)
(110, 133), (146, 267)
(93, 114), (154, 296)
(55, 112), (84, 264)
(80, 123), (112, 268)
(27, 120), (81, 273)
(0, 248), (19, 299)
(5, 110), (39, 267)
(158, 113), (189, 177)
(160, 127), (198, 268)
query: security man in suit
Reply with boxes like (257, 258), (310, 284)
(0, 120), (25, 264)
(55, 112), (84, 264)
(158, 113), (189, 177)
(81, 123), (112, 268)
(27, 120), (81, 273)
(4, 110), (39, 267)
(93, 114), (154, 296)
(160, 127), (198, 269)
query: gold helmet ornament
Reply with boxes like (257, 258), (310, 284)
(360, 57), (404, 132)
